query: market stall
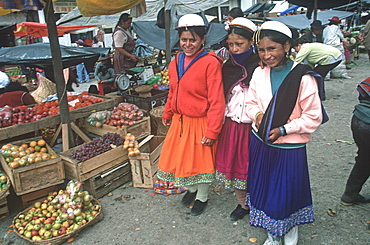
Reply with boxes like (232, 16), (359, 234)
(0, 1), (172, 243)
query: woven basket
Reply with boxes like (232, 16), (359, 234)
(31, 75), (57, 104)
(0, 174), (11, 200)
(134, 85), (152, 98)
(12, 199), (103, 245)
(149, 106), (169, 136)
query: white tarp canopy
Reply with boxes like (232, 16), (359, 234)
(57, 0), (228, 28)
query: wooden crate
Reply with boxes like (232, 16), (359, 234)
(0, 197), (9, 219)
(129, 136), (165, 188)
(0, 137), (65, 196)
(0, 186), (10, 220)
(104, 92), (124, 104)
(0, 95), (117, 142)
(84, 116), (151, 141)
(20, 184), (59, 208)
(83, 160), (131, 199)
(60, 144), (128, 182)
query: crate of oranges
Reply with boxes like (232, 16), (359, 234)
(0, 137), (64, 195)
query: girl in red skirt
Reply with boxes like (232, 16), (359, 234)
(215, 17), (260, 221)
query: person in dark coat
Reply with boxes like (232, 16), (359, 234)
(340, 77), (370, 206)
(302, 20), (324, 43)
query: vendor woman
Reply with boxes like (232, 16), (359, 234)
(112, 13), (138, 73)
(94, 55), (115, 95)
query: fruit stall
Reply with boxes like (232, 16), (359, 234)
(0, 79), (169, 243)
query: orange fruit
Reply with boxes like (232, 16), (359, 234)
(29, 141), (37, 148)
(37, 140), (46, 147)
(28, 147), (35, 153)
(21, 143), (29, 148)
(40, 147), (48, 153)
(34, 146), (41, 152)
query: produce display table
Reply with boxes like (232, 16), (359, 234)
(0, 95), (116, 142)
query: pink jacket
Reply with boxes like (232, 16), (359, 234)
(225, 84), (252, 124)
(246, 62), (322, 144)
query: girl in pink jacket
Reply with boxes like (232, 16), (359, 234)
(246, 21), (326, 245)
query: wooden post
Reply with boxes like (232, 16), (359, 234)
(313, 0), (318, 21)
(44, 0), (75, 150)
(164, 0), (171, 66)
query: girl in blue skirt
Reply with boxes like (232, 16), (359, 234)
(246, 21), (326, 245)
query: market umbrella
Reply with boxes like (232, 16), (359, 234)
(13, 22), (98, 38)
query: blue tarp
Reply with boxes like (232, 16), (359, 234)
(266, 10), (354, 30)
(280, 5), (301, 16)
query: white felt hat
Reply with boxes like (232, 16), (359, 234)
(259, 21), (292, 38)
(229, 17), (257, 32)
(176, 14), (207, 30)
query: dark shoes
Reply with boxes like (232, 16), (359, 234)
(181, 191), (197, 206)
(190, 200), (208, 216)
(340, 194), (370, 206)
(230, 204), (250, 221)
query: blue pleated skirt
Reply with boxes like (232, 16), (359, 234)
(246, 132), (314, 237)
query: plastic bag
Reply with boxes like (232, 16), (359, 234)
(87, 110), (111, 127)
(145, 74), (161, 86)
(107, 103), (144, 127)
(0, 106), (13, 128)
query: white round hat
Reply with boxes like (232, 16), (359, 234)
(259, 21), (292, 38)
(229, 17), (257, 32)
(176, 14), (207, 30)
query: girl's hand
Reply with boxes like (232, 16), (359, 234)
(162, 117), (171, 126)
(255, 113), (264, 129)
(268, 128), (281, 143)
(201, 136), (216, 147)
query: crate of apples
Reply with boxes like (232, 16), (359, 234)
(1, 139), (58, 169)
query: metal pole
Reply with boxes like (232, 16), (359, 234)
(44, 0), (74, 149)
(164, 0), (171, 66)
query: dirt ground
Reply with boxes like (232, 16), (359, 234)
(1, 52), (370, 245)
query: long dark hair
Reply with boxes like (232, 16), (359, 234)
(228, 7), (244, 19)
(115, 13), (132, 28)
(228, 26), (253, 41)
